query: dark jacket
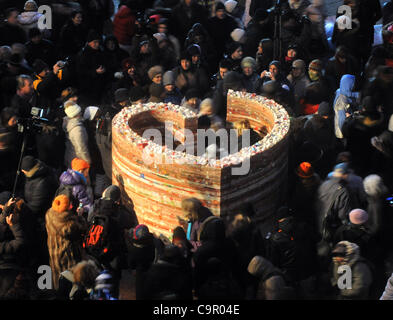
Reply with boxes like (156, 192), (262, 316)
(207, 15), (238, 59)
(23, 160), (58, 218)
(58, 21), (88, 59)
(0, 22), (27, 47)
(172, 65), (210, 96)
(0, 219), (25, 271)
(25, 39), (56, 67)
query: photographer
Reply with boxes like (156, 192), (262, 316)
(11, 74), (37, 119)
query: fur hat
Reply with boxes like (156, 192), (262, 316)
(21, 155), (37, 171)
(83, 106), (99, 121)
(241, 56), (256, 69)
(71, 158), (90, 172)
(32, 59), (48, 75)
(24, 0), (38, 11)
(64, 101), (82, 118)
(230, 28), (246, 43)
(349, 209), (368, 225)
(148, 65), (164, 80)
(225, 0), (238, 13)
(363, 174), (388, 197)
(102, 185), (121, 202)
(296, 162), (314, 178)
(114, 88), (129, 103)
(52, 195), (70, 213)
(163, 70), (175, 86)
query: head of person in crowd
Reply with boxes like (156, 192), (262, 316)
(348, 209), (369, 226)
(261, 80), (280, 99)
(102, 185), (121, 205)
(129, 86), (147, 104)
(267, 60), (282, 81)
(376, 65), (393, 86)
(23, 0), (38, 12)
(227, 42), (243, 61)
(0, 108), (18, 129)
(198, 115), (211, 130)
(16, 74), (34, 98)
(290, 59), (306, 79)
(157, 18), (170, 35)
(187, 23), (210, 45)
(163, 70), (176, 94)
(223, 70), (244, 93)
(328, 162), (350, 181)
(308, 59), (323, 82)
(148, 83), (166, 103)
(215, 2), (227, 19)
(359, 96), (380, 120)
(231, 28), (247, 44)
(33, 58), (50, 78)
(216, 59), (230, 81)
(317, 101), (332, 118)
(363, 174), (389, 198)
(199, 98), (215, 116)
(4, 7), (19, 25)
(87, 30), (101, 50)
(61, 87), (78, 104)
(382, 22), (393, 53)
(181, 197), (203, 222)
(179, 51), (192, 72)
(72, 260), (100, 292)
(233, 119), (252, 137)
(187, 44), (202, 66)
(241, 57), (256, 77)
(335, 46), (349, 65)
(331, 241), (360, 267)
(172, 226), (192, 258)
(83, 106), (100, 123)
(71, 158), (90, 179)
(0, 46), (12, 63)
(113, 88), (129, 109)
(148, 65), (164, 84)
(51, 194), (74, 214)
(64, 100), (82, 119)
(28, 27), (42, 45)
(70, 10), (83, 26)
(296, 162), (315, 180)
(183, 89), (200, 111)
(129, 224), (152, 247)
(285, 44), (299, 63)
(139, 40), (151, 55)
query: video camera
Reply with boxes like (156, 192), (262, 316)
(17, 107), (50, 134)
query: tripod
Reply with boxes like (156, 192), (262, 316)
(272, 0), (284, 61)
(11, 126), (28, 200)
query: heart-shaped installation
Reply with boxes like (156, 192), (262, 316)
(112, 90), (290, 238)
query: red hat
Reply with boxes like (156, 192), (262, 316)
(296, 162), (314, 178)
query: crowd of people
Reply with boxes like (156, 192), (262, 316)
(1, 0), (393, 300)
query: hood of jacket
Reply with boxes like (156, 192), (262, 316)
(338, 74), (358, 99)
(17, 11), (42, 24)
(59, 169), (87, 186)
(333, 241), (360, 267)
(197, 216), (226, 242)
(63, 116), (84, 133)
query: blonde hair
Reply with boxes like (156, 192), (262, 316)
(181, 198), (202, 221)
(233, 119), (251, 136)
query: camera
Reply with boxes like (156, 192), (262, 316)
(265, 71), (272, 77)
(17, 107), (50, 134)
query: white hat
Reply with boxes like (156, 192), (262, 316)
(230, 28), (246, 43)
(64, 101), (82, 118)
(225, 0), (238, 13)
(153, 33), (168, 44)
(83, 106), (99, 121)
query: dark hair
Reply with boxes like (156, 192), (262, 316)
(219, 59), (232, 70)
(5, 8), (19, 19)
(70, 10), (82, 19)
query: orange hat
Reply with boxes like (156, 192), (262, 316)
(71, 158), (90, 172)
(52, 195), (70, 213)
(296, 162), (314, 178)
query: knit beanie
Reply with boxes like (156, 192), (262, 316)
(296, 162), (314, 178)
(223, 71), (243, 91)
(241, 56), (256, 69)
(292, 59), (306, 71)
(216, 2), (225, 11)
(64, 101), (81, 118)
(24, 0), (38, 11)
(102, 185), (121, 202)
(83, 106), (99, 121)
(33, 59), (49, 75)
(148, 65), (164, 80)
(225, 0), (238, 13)
(230, 28), (246, 43)
(349, 209), (369, 225)
(187, 44), (201, 57)
(87, 30), (101, 43)
(185, 88), (200, 101)
(52, 195), (70, 213)
(317, 101), (332, 116)
(71, 158), (90, 172)
(21, 155), (37, 171)
(163, 70), (175, 86)
(132, 224), (150, 241)
(309, 59), (323, 72)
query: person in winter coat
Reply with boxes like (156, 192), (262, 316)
(193, 215), (243, 299)
(102, 35), (129, 78)
(333, 74), (361, 141)
(330, 241), (373, 300)
(240, 56), (259, 93)
(141, 244), (193, 300)
(0, 199), (26, 298)
(198, 98), (224, 128)
(59, 158), (94, 215)
(17, 1), (43, 35)
(25, 28), (56, 67)
(255, 38), (273, 75)
(57, 10), (88, 59)
(287, 59), (310, 115)
(20, 155), (58, 219)
(0, 8), (27, 47)
(126, 224), (164, 300)
(157, 18), (181, 61)
(76, 30), (108, 105)
(247, 255), (290, 300)
(46, 194), (86, 290)
(112, 4), (136, 54)
(163, 70), (183, 105)
(224, 42), (244, 73)
(380, 272), (393, 300)
(63, 101), (91, 168)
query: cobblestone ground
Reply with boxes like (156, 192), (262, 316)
(112, 0), (386, 300)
